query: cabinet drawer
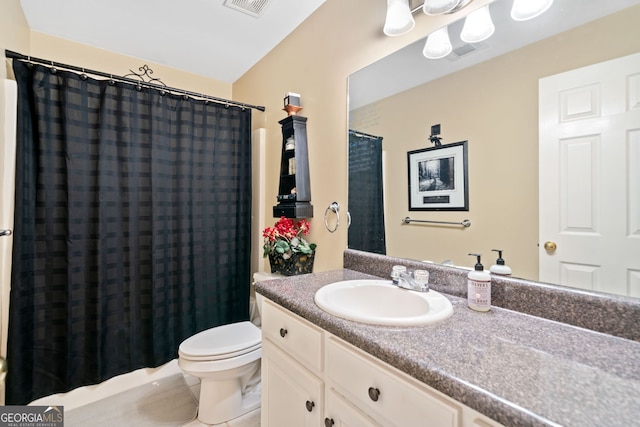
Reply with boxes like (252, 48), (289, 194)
(262, 299), (323, 374)
(326, 388), (382, 427)
(327, 336), (460, 427)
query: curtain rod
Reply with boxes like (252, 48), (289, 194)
(349, 129), (382, 140)
(5, 49), (266, 112)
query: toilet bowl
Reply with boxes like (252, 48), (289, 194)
(178, 321), (262, 425)
(178, 272), (279, 424)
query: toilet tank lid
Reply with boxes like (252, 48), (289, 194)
(179, 321), (261, 358)
(253, 272), (283, 282)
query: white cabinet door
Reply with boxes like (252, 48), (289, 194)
(325, 389), (382, 427)
(261, 338), (323, 427)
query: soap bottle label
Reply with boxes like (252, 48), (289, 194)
(468, 279), (491, 311)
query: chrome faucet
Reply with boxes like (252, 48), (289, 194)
(397, 270), (430, 293)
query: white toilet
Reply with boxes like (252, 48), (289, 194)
(177, 272), (277, 425)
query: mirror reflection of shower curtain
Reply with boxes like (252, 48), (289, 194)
(348, 131), (386, 254)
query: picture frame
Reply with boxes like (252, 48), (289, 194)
(407, 141), (469, 211)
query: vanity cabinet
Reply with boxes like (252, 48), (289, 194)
(326, 336), (459, 426)
(325, 388), (381, 427)
(261, 298), (503, 427)
(261, 298), (324, 426)
(261, 339), (323, 426)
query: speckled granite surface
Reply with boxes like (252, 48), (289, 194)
(344, 249), (640, 342)
(254, 268), (640, 427)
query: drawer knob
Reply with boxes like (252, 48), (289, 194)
(305, 400), (315, 412)
(279, 328), (288, 338)
(368, 387), (381, 402)
(324, 418), (335, 426)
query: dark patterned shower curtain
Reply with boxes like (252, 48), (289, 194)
(7, 60), (252, 404)
(348, 130), (386, 254)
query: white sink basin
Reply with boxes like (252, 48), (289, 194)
(314, 279), (453, 326)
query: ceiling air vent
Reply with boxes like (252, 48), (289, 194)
(223, 0), (271, 18)
(446, 41), (488, 61)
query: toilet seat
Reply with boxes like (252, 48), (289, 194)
(178, 321), (261, 362)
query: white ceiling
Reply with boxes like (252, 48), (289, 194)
(350, 0), (640, 110)
(19, 0), (326, 83)
(18, 0), (640, 93)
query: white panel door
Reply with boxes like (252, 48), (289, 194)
(539, 52), (640, 296)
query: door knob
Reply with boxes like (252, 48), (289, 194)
(544, 241), (557, 252)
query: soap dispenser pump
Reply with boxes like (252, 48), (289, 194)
(489, 249), (512, 276)
(467, 253), (491, 312)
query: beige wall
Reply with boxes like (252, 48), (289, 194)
(236, 1), (640, 277)
(0, 0), (29, 80)
(235, 0), (494, 273)
(349, 6), (640, 280)
(4, 0), (638, 278)
(2, 0), (495, 277)
(29, 32), (232, 99)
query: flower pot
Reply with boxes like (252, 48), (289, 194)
(268, 251), (315, 276)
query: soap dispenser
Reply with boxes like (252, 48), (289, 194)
(489, 249), (512, 276)
(467, 253), (491, 312)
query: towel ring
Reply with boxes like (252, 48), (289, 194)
(324, 201), (340, 233)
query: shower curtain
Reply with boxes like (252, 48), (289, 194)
(7, 60), (252, 404)
(348, 131), (386, 254)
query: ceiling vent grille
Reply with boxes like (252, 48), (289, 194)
(223, 0), (271, 18)
(447, 42), (489, 61)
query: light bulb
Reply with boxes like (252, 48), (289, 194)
(511, 0), (553, 21)
(384, 0), (415, 36)
(460, 5), (495, 43)
(423, 27), (452, 59)
(423, 0), (461, 15)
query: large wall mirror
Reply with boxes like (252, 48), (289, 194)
(348, 0), (640, 297)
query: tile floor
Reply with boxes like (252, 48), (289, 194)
(64, 372), (260, 427)
(183, 408), (260, 427)
(183, 373), (261, 427)
(31, 361), (260, 427)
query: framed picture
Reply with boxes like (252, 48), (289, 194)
(407, 141), (468, 211)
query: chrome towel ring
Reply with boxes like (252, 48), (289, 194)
(324, 202), (340, 232)
(324, 201), (350, 233)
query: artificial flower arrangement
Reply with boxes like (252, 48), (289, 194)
(262, 216), (317, 259)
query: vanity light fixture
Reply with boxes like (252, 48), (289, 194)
(460, 4), (494, 43)
(511, 0), (554, 21)
(423, 27), (453, 59)
(423, 0), (463, 15)
(384, 0), (415, 36)
(384, 0), (554, 60)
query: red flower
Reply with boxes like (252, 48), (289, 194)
(262, 216), (316, 258)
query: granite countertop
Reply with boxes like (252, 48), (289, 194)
(254, 269), (640, 427)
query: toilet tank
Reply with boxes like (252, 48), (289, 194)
(251, 272), (283, 326)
